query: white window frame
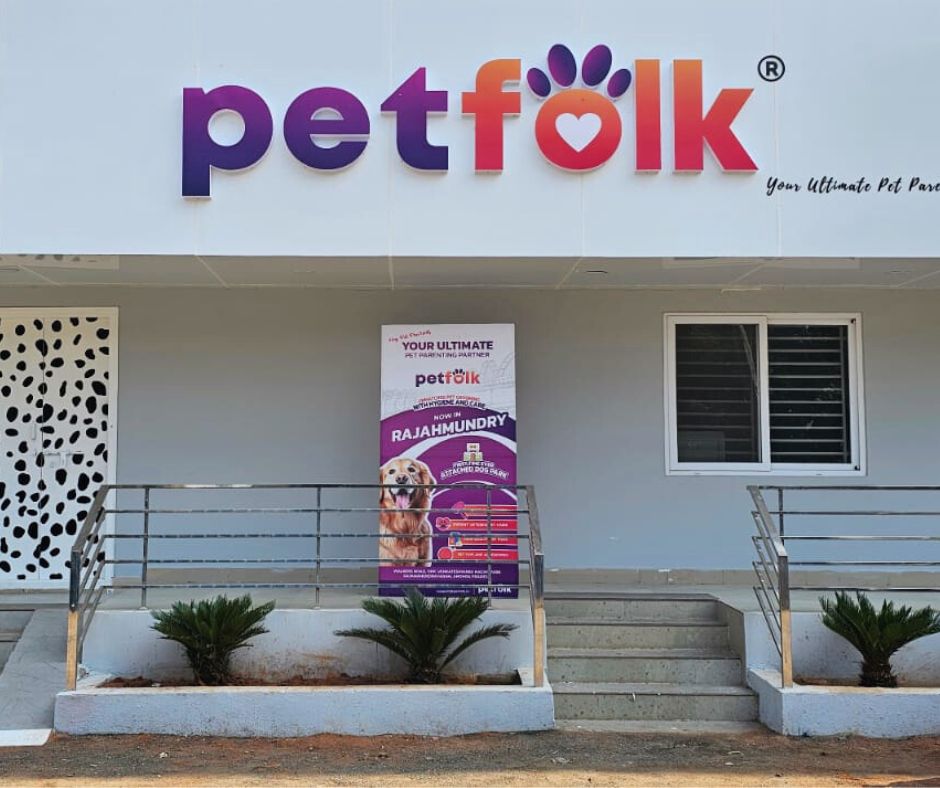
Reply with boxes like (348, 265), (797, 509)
(664, 313), (866, 477)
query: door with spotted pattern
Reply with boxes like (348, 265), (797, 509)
(0, 309), (117, 588)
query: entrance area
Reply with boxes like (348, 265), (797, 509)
(0, 309), (117, 588)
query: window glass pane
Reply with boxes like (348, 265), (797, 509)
(768, 324), (851, 464)
(675, 324), (761, 463)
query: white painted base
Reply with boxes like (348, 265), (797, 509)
(81, 608), (534, 682)
(54, 683), (555, 737)
(748, 669), (940, 738)
(0, 729), (51, 747)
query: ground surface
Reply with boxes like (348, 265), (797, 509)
(0, 730), (937, 787)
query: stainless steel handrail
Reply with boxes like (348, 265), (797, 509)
(526, 484), (545, 687)
(748, 484), (940, 689)
(748, 487), (792, 687)
(66, 483), (545, 691)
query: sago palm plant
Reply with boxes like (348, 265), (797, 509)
(819, 591), (940, 687)
(151, 594), (275, 685)
(335, 587), (517, 683)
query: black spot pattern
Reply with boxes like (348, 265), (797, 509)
(0, 314), (112, 584)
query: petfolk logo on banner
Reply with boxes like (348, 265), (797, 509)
(415, 369), (481, 388)
(182, 43), (758, 197)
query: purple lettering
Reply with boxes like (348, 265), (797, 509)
(283, 87), (370, 170)
(381, 68), (448, 171)
(181, 85), (273, 197)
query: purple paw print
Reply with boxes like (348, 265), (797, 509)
(527, 44), (632, 100)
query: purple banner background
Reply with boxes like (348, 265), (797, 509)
(380, 329), (517, 598)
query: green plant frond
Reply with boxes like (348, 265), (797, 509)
(360, 596), (408, 628)
(439, 597), (492, 652)
(910, 606), (940, 633)
(337, 589), (515, 683)
(427, 625), (450, 661)
(876, 602), (940, 653)
(334, 626), (416, 665)
(392, 611), (428, 655)
(820, 591), (940, 688)
(820, 591), (877, 644)
(150, 594), (274, 685)
(821, 592), (880, 653)
(440, 622), (518, 670)
(400, 589), (427, 629)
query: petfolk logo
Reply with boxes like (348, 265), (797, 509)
(415, 369), (481, 388)
(181, 43), (757, 197)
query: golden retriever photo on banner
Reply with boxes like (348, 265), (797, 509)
(379, 457), (435, 567)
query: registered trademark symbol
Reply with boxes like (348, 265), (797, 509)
(758, 55), (785, 82)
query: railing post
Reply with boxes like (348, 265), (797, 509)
(140, 487), (150, 609)
(65, 545), (82, 691)
(750, 485), (792, 688)
(485, 486), (493, 602)
(779, 551), (793, 688)
(531, 551), (545, 687)
(314, 486), (322, 609)
(526, 487), (545, 688)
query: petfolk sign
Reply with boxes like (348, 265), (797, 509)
(182, 44), (756, 196)
(379, 325), (518, 598)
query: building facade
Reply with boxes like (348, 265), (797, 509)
(0, 0), (939, 587)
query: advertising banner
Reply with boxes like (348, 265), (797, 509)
(380, 324), (517, 597)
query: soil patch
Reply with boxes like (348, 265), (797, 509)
(795, 675), (938, 688)
(795, 676), (859, 687)
(0, 729), (937, 786)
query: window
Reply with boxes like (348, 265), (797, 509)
(665, 314), (864, 475)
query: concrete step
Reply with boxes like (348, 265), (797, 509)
(547, 619), (729, 650)
(548, 647), (743, 684)
(0, 598), (64, 609)
(0, 610), (33, 633)
(557, 719), (766, 734)
(0, 611), (31, 676)
(0, 642), (13, 672)
(545, 595), (720, 622)
(553, 681), (758, 722)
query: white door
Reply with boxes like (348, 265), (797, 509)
(0, 309), (117, 588)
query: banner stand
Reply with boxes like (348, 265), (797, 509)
(379, 324), (518, 598)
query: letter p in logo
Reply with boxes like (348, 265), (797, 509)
(182, 85), (274, 197)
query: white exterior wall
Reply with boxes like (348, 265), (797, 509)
(0, 0), (939, 257)
(0, 284), (937, 570)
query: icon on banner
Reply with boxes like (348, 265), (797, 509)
(463, 442), (484, 462)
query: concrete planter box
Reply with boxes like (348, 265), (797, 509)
(739, 610), (940, 687)
(76, 608), (535, 683)
(735, 609), (940, 737)
(55, 682), (555, 737)
(748, 668), (940, 738)
(55, 607), (554, 736)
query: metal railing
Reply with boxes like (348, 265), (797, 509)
(750, 485), (940, 688)
(749, 486), (792, 686)
(66, 483), (545, 690)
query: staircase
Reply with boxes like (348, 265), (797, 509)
(0, 607), (33, 675)
(546, 593), (759, 731)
